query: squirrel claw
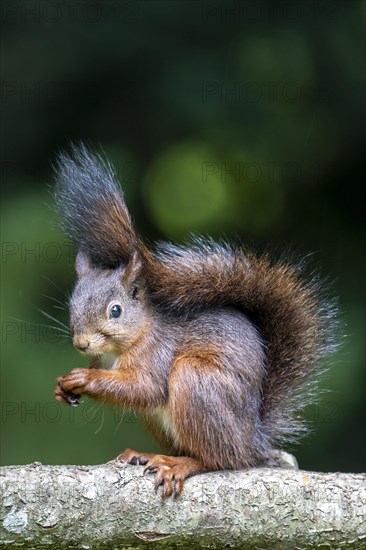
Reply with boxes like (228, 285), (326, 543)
(115, 448), (154, 466)
(54, 383), (80, 406)
(116, 450), (203, 497)
(143, 455), (205, 497)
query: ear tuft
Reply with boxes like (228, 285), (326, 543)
(120, 252), (143, 286)
(75, 249), (93, 278)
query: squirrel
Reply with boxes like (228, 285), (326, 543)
(53, 144), (337, 497)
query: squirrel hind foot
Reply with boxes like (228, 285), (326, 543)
(116, 449), (206, 497)
(115, 448), (156, 466)
(143, 454), (207, 498)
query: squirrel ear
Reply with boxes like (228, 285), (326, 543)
(75, 249), (92, 278)
(120, 252), (143, 286)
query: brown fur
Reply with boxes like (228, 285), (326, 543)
(54, 146), (338, 496)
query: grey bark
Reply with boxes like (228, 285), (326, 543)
(0, 461), (365, 549)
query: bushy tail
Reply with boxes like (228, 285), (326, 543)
(54, 144), (149, 268)
(149, 239), (338, 446)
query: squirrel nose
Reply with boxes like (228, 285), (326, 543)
(73, 337), (90, 352)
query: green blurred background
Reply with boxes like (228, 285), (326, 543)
(1, 0), (365, 473)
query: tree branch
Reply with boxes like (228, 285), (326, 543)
(0, 461), (365, 549)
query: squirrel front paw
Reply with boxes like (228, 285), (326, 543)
(54, 383), (81, 406)
(54, 368), (97, 404)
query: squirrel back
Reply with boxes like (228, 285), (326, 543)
(55, 144), (338, 450)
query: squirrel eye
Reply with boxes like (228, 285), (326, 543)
(109, 304), (122, 319)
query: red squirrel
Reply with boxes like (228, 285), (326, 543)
(53, 145), (337, 497)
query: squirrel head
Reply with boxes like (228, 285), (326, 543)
(69, 250), (150, 355)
